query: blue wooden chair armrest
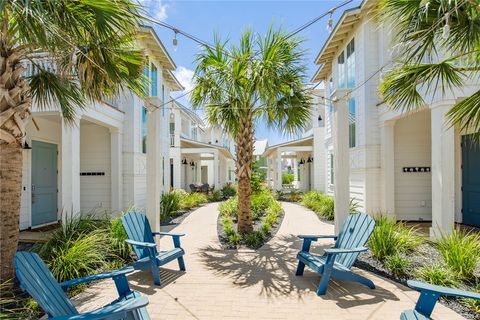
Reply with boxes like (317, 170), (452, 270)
(125, 239), (157, 248)
(152, 231), (186, 237)
(51, 296), (149, 320)
(60, 267), (135, 289)
(297, 235), (338, 241)
(408, 280), (480, 300)
(324, 247), (368, 255)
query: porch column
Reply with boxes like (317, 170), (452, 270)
(293, 157), (298, 188)
(61, 118), (80, 220)
(213, 151), (219, 189)
(146, 107), (162, 233)
(110, 129), (123, 214)
(276, 149), (282, 191)
(380, 121), (395, 216)
(332, 90), (350, 233)
(173, 154), (181, 189)
(430, 103), (455, 237)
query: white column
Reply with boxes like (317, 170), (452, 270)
(173, 151), (182, 189)
(146, 107), (162, 233)
(293, 157), (298, 188)
(430, 104), (455, 237)
(276, 149), (282, 191)
(332, 90), (350, 233)
(213, 151), (219, 189)
(110, 129), (123, 214)
(381, 121), (395, 216)
(313, 127), (325, 192)
(61, 118), (81, 220)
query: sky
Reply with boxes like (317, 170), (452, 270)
(139, 0), (360, 145)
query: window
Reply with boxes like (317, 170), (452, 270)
(346, 39), (355, 87)
(191, 126), (198, 140)
(337, 52), (345, 88)
(142, 106), (147, 153)
(170, 122), (175, 134)
(151, 63), (158, 97)
(348, 97), (356, 148)
(143, 63), (150, 94)
(329, 153), (334, 185)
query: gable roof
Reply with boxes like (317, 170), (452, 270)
(253, 139), (268, 156)
(311, 0), (376, 82)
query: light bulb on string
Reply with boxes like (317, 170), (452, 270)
(173, 31), (178, 51)
(442, 19), (450, 39)
(326, 14), (334, 33)
(290, 86), (294, 97)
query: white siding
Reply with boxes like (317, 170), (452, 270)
(394, 110), (432, 220)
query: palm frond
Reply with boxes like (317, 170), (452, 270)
(447, 89), (480, 139)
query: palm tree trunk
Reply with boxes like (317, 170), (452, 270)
(235, 113), (254, 234)
(0, 144), (23, 282)
(0, 36), (31, 282)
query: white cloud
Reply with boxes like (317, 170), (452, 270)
(173, 66), (195, 93)
(138, 0), (169, 21)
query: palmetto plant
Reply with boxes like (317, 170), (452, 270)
(0, 0), (145, 282)
(191, 28), (311, 234)
(376, 0), (480, 137)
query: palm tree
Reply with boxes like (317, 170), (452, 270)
(191, 28), (311, 234)
(376, 0), (480, 137)
(0, 0), (145, 282)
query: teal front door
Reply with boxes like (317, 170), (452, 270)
(462, 135), (480, 227)
(32, 140), (58, 227)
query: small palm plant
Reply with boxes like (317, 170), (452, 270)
(191, 27), (311, 234)
(0, 0), (145, 282)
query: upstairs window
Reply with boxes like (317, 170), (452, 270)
(151, 63), (158, 97)
(143, 63), (150, 94)
(337, 53), (345, 88)
(348, 97), (356, 148)
(346, 39), (355, 88)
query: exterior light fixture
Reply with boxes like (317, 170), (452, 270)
(173, 30), (178, 51)
(290, 86), (294, 97)
(327, 14), (334, 33)
(442, 14), (450, 39)
(189, 160), (195, 167)
(307, 157), (313, 163)
(299, 158), (305, 165)
(182, 158), (188, 165)
(318, 115), (322, 121)
(23, 141), (32, 150)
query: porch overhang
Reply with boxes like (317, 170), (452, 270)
(264, 135), (313, 157)
(180, 137), (234, 159)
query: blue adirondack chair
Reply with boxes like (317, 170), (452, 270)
(14, 251), (150, 320)
(401, 280), (480, 320)
(121, 212), (186, 286)
(295, 212), (376, 295)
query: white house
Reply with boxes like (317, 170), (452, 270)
(19, 25), (183, 232)
(312, 0), (480, 234)
(169, 101), (235, 191)
(263, 89), (326, 192)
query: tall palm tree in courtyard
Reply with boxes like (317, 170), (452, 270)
(376, 0), (480, 137)
(0, 0), (145, 282)
(191, 28), (311, 234)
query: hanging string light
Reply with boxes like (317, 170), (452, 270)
(442, 13), (450, 39)
(173, 30), (178, 51)
(290, 86), (294, 97)
(326, 13), (334, 33)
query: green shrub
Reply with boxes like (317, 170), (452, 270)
(41, 229), (108, 282)
(0, 279), (41, 319)
(435, 228), (480, 279)
(301, 191), (335, 220)
(282, 173), (294, 185)
(462, 284), (480, 314)
(160, 191), (181, 221)
(417, 263), (458, 287)
(385, 253), (410, 276)
(368, 216), (423, 261)
(261, 223), (272, 235)
(251, 189), (275, 220)
(227, 232), (241, 246)
(219, 197), (238, 217)
(208, 190), (223, 202)
(288, 190), (301, 202)
(179, 192), (208, 210)
(221, 183), (237, 198)
(108, 217), (131, 261)
(244, 231), (265, 248)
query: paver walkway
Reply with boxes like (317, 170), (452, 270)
(74, 202), (465, 319)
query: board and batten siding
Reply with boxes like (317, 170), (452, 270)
(80, 122), (111, 214)
(394, 110), (432, 221)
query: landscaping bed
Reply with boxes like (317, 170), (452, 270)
(217, 188), (284, 249)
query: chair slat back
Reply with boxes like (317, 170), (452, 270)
(14, 252), (78, 318)
(334, 212), (375, 269)
(122, 212), (156, 259)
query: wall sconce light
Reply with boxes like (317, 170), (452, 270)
(318, 115), (322, 121)
(22, 142), (32, 150)
(307, 157), (313, 163)
(299, 158), (305, 165)
(182, 158), (188, 165)
(189, 161), (195, 167)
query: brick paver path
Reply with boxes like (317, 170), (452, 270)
(74, 202), (465, 319)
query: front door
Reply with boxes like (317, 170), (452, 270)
(462, 135), (480, 227)
(32, 140), (58, 227)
